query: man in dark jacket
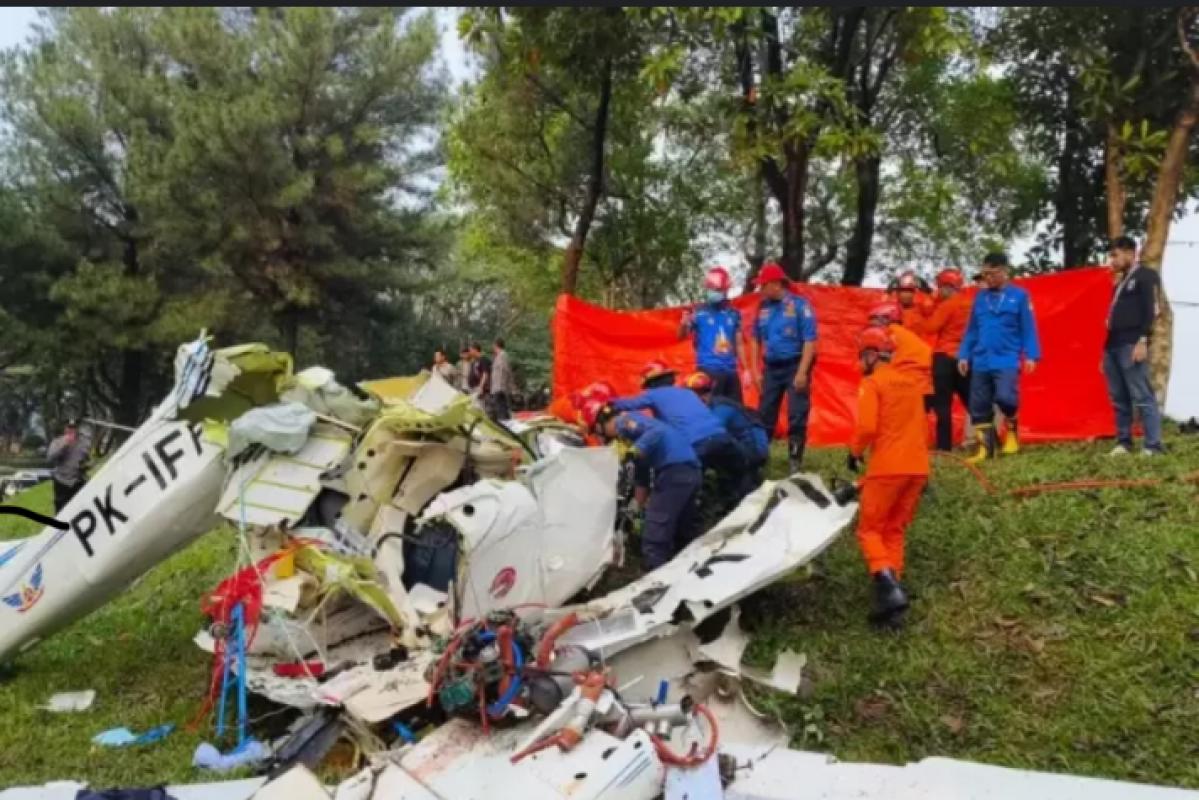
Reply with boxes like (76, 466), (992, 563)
(1104, 236), (1165, 456)
(46, 419), (92, 512)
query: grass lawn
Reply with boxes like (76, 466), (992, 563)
(2, 434), (1199, 789)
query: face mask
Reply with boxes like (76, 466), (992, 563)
(706, 290), (725, 305)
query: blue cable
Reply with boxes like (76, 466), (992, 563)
(486, 640), (524, 718)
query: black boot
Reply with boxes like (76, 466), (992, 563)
(788, 437), (805, 474)
(869, 568), (910, 626)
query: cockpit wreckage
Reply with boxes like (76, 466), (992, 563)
(2, 335), (1195, 800)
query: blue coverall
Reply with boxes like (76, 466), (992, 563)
(753, 291), (818, 467)
(957, 284), (1041, 423)
(612, 386), (746, 505)
(613, 413), (702, 569)
(684, 301), (743, 402)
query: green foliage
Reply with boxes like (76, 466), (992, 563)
(1, 8), (446, 418)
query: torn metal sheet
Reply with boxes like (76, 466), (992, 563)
(399, 718), (665, 800)
(217, 423), (354, 529)
(251, 765), (329, 800)
(559, 475), (855, 660)
(369, 764), (441, 800)
(0, 337), (247, 662)
(418, 447), (619, 621)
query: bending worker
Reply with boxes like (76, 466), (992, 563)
(611, 361), (746, 510)
(867, 300), (933, 404)
(918, 269), (973, 451)
(957, 252), (1041, 462)
(584, 401), (701, 570)
(679, 266), (747, 402)
(847, 327), (929, 628)
(749, 261), (819, 473)
(684, 372), (769, 489)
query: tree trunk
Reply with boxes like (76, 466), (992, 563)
(283, 308), (300, 357)
(842, 154), (881, 286)
(770, 143), (809, 282)
(1104, 121), (1127, 240)
(1139, 78), (1199, 400)
(116, 349), (143, 427)
(561, 56), (613, 297)
(743, 169), (767, 292)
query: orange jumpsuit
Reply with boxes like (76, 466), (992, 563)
(916, 292), (972, 356)
(850, 363), (929, 577)
(900, 293), (936, 346)
(887, 323), (933, 398)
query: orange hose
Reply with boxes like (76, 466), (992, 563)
(536, 612), (580, 668)
(1009, 477), (1162, 498)
(496, 625), (514, 697)
(510, 732), (564, 764)
(651, 703), (720, 768)
(932, 451), (997, 495)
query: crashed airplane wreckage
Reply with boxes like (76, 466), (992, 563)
(3, 335), (1197, 799)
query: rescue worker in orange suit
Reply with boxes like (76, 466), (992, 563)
(679, 266), (748, 402)
(846, 327), (929, 628)
(916, 269), (973, 451)
(891, 270), (936, 341)
(582, 400), (702, 570)
(867, 300), (933, 404)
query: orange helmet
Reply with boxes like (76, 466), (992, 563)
(935, 268), (964, 289)
(857, 326), (896, 354)
(640, 359), (675, 385)
(684, 372), (714, 393)
(704, 266), (732, 292)
(897, 271), (919, 290)
(867, 299), (902, 325)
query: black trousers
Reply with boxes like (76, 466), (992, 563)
(487, 392), (511, 421)
(932, 353), (971, 451)
(702, 369), (743, 404)
(53, 479), (82, 512)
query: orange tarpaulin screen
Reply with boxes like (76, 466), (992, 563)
(551, 267), (1116, 446)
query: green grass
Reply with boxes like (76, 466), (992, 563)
(3, 436), (1199, 789)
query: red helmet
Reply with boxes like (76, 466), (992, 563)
(684, 372), (714, 393)
(935, 268), (964, 289)
(867, 299), (902, 325)
(897, 271), (919, 290)
(753, 262), (788, 286)
(704, 266), (731, 292)
(580, 381), (615, 404)
(579, 399), (609, 430)
(640, 359), (676, 385)
(857, 326), (896, 354)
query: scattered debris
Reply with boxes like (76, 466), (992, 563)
(92, 724), (174, 748)
(193, 739), (271, 773)
(40, 690), (95, 713)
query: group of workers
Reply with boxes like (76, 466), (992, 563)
(570, 251), (1049, 628)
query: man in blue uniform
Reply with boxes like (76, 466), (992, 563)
(684, 372), (769, 489)
(679, 266), (746, 402)
(748, 261), (819, 473)
(584, 402), (702, 570)
(611, 362), (747, 510)
(957, 252), (1041, 463)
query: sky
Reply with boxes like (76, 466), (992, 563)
(0, 6), (1194, 298)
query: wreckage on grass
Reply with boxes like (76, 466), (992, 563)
(0, 333), (858, 796)
(4, 334), (1198, 799)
